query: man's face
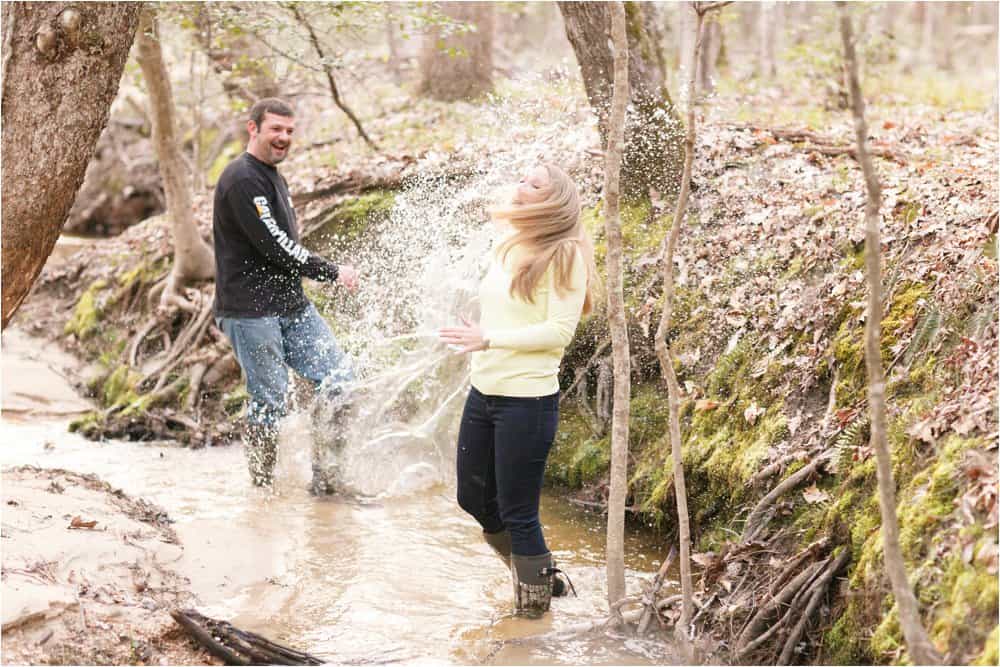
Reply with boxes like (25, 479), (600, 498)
(248, 112), (295, 165)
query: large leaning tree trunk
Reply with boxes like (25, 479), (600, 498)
(603, 0), (632, 608)
(418, 2), (494, 102)
(135, 8), (215, 310)
(838, 4), (942, 665)
(1, 2), (141, 329)
(559, 1), (684, 200)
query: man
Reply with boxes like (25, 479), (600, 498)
(213, 97), (358, 491)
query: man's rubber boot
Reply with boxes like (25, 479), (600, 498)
(485, 531), (567, 597)
(309, 391), (351, 495)
(511, 552), (554, 618)
(243, 421), (278, 487)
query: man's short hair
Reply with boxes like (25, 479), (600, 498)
(249, 98), (294, 129)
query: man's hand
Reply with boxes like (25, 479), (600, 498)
(337, 264), (359, 292)
(439, 316), (489, 354)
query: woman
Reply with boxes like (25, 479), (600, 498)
(440, 163), (595, 617)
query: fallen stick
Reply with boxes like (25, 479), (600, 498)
(170, 609), (324, 666)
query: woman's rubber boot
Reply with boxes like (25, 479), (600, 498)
(511, 552), (554, 618)
(486, 531), (567, 597)
(243, 422), (278, 487)
(483, 529), (512, 568)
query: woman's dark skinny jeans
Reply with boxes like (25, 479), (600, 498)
(456, 386), (559, 557)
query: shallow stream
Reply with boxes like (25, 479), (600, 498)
(1, 413), (677, 665)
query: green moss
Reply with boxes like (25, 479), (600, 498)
(583, 199), (667, 269)
(64, 279), (108, 339)
(972, 626), (999, 666)
(222, 385), (249, 417)
(68, 411), (105, 439)
(310, 190), (396, 248)
(831, 282), (929, 407)
(824, 605), (875, 664)
(102, 366), (142, 408)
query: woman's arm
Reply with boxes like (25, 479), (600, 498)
(485, 257), (587, 351)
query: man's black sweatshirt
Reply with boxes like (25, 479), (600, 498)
(212, 152), (339, 318)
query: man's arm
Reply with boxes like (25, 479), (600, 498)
(225, 178), (339, 283)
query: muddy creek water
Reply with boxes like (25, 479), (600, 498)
(1, 416), (677, 665)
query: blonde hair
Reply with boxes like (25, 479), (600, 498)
(491, 164), (596, 315)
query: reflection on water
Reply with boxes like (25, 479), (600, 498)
(1, 418), (677, 665)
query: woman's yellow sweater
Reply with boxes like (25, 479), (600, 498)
(472, 240), (587, 398)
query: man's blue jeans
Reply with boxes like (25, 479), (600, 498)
(216, 303), (355, 427)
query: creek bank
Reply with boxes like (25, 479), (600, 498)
(1, 465), (217, 665)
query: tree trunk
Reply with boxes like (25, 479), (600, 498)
(418, 2), (493, 102)
(758, 1), (776, 78)
(385, 6), (403, 85)
(838, 5), (942, 664)
(559, 1), (684, 199)
(135, 9), (214, 297)
(1, 2), (141, 329)
(697, 15), (722, 94)
(655, 0), (722, 643)
(602, 0), (632, 608)
(920, 1), (936, 68)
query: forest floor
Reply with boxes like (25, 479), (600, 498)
(5, 66), (998, 664)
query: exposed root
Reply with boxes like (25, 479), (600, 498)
(776, 550), (850, 665)
(637, 545), (678, 637)
(741, 458), (821, 542)
(184, 362), (207, 412)
(127, 316), (161, 368)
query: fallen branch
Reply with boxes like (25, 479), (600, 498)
(170, 609), (323, 666)
(728, 124), (907, 164)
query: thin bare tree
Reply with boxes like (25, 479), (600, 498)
(135, 8), (215, 310)
(837, 4), (942, 664)
(603, 0), (632, 607)
(654, 0), (730, 642)
(288, 4), (379, 151)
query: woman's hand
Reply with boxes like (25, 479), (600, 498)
(439, 316), (489, 354)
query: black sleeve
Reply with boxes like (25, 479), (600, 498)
(224, 178), (339, 283)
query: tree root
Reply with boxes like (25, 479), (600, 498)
(184, 362), (207, 412)
(735, 560), (825, 659)
(127, 316), (162, 368)
(776, 549), (850, 665)
(741, 458), (821, 542)
(141, 287), (214, 392)
(637, 545), (677, 636)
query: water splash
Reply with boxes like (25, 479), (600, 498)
(286, 86), (603, 498)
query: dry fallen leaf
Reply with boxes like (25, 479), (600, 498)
(69, 516), (98, 530)
(696, 399), (721, 412)
(802, 484), (830, 504)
